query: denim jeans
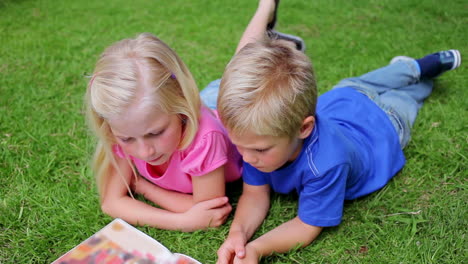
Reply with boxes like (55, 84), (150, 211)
(200, 60), (432, 149)
(333, 59), (432, 148)
(200, 79), (221, 110)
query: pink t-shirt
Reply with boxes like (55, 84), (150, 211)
(113, 106), (242, 193)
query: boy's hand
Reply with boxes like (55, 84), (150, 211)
(217, 229), (247, 264)
(233, 244), (260, 264)
(181, 197), (232, 232)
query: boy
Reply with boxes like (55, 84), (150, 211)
(209, 0), (462, 263)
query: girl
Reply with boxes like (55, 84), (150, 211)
(86, 33), (242, 232)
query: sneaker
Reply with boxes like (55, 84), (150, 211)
(437, 49), (461, 71)
(391, 50), (461, 78)
(268, 30), (306, 52)
(416, 49), (461, 78)
(267, 0), (280, 30)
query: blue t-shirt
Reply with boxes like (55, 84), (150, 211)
(242, 87), (406, 227)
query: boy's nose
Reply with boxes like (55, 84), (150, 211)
(242, 151), (257, 165)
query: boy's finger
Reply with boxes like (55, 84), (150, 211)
(233, 255), (245, 264)
(216, 247), (233, 264)
(235, 245), (246, 258)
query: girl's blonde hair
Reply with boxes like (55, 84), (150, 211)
(85, 33), (201, 198)
(218, 38), (317, 139)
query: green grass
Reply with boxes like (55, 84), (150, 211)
(0, 0), (466, 263)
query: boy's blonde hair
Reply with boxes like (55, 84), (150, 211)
(218, 38), (317, 138)
(85, 33), (201, 197)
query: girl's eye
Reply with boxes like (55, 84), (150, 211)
(149, 130), (164, 137)
(119, 137), (132, 143)
(255, 148), (268, 153)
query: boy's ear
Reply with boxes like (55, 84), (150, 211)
(298, 116), (315, 139)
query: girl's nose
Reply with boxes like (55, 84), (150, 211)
(139, 140), (155, 160)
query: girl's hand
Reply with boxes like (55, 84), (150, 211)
(217, 229), (247, 264)
(181, 196), (232, 232)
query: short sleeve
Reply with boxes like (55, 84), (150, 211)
(298, 164), (349, 227)
(181, 132), (229, 176)
(242, 162), (269, 186)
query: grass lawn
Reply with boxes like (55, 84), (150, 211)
(0, 0), (466, 263)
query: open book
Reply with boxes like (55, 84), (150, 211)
(52, 218), (201, 264)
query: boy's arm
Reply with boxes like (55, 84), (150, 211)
(237, 164), (350, 262)
(241, 217), (322, 262)
(217, 183), (271, 264)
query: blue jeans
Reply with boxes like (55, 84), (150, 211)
(333, 59), (432, 148)
(200, 79), (221, 110)
(200, 60), (433, 149)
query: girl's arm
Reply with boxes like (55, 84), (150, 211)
(191, 166), (226, 202)
(101, 157), (230, 231)
(133, 176), (194, 213)
(134, 166), (227, 213)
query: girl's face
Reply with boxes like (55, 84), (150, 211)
(108, 106), (184, 166)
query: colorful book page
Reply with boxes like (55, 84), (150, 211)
(52, 218), (201, 264)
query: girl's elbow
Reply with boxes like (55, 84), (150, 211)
(100, 198), (116, 216)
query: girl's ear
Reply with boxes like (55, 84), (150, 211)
(298, 116), (315, 139)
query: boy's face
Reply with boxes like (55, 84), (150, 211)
(228, 130), (303, 173)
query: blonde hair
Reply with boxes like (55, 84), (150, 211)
(218, 38), (317, 138)
(85, 33), (201, 198)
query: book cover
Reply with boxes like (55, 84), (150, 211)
(52, 218), (201, 264)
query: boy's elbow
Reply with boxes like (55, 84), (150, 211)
(297, 218), (323, 246)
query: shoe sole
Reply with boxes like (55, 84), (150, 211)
(268, 30), (306, 52)
(448, 49), (461, 70)
(267, 0), (281, 30)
